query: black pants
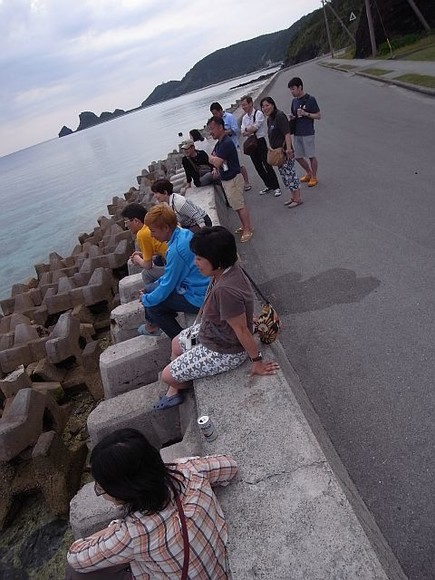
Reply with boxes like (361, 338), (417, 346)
(65, 562), (132, 579)
(249, 137), (279, 190)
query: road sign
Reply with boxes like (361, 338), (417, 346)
(349, 11), (357, 21)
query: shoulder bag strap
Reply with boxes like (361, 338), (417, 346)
(175, 494), (190, 580)
(240, 266), (269, 304)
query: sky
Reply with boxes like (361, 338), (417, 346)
(0, 0), (321, 158)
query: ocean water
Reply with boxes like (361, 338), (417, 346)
(0, 69), (277, 301)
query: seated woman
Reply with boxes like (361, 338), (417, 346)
(66, 428), (238, 579)
(189, 128), (215, 156)
(154, 226), (279, 410)
(151, 178), (212, 232)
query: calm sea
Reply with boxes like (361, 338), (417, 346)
(0, 69), (277, 301)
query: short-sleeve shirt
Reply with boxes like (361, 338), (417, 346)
(212, 135), (240, 181)
(291, 94), (320, 136)
(136, 224), (167, 262)
(198, 264), (254, 354)
(267, 110), (291, 149)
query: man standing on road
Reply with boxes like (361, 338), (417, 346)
(288, 77), (321, 187)
(207, 116), (254, 243)
(209, 102), (252, 192)
(240, 95), (281, 197)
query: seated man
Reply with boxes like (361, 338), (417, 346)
(139, 205), (209, 339)
(181, 139), (215, 188)
(121, 203), (167, 288)
(151, 178), (212, 232)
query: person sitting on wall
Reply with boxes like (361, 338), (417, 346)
(181, 139), (215, 188)
(66, 428), (238, 579)
(154, 226), (279, 411)
(138, 204), (209, 339)
(121, 203), (167, 289)
(151, 178), (212, 233)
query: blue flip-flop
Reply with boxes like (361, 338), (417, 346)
(138, 324), (162, 336)
(153, 394), (184, 411)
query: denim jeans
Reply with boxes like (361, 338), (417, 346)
(145, 291), (200, 339)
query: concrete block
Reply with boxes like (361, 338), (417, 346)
(31, 358), (67, 383)
(82, 268), (113, 306)
(0, 343), (33, 374)
(87, 380), (182, 448)
(118, 273), (143, 304)
(70, 482), (124, 539)
(32, 381), (65, 402)
(0, 388), (45, 461)
(110, 301), (144, 344)
(45, 311), (82, 364)
(186, 185), (219, 226)
(106, 239), (131, 269)
(0, 365), (32, 398)
(99, 335), (171, 398)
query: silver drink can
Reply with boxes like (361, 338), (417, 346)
(198, 415), (218, 442)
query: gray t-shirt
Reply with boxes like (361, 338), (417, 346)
(198, 264), (254, 354)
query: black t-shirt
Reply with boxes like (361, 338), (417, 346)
(267, 110), (290, 149)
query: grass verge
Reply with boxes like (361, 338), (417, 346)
(395, 74), (435, 89)
(363, 68), (392, 76)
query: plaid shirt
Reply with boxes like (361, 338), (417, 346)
(67, 455), (238, 579)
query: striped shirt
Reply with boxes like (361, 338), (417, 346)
(169, 193), (207, 229)
(67, 455), (238, 579)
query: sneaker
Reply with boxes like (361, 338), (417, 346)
(259, 187), (273, 195)
(244, 184), (252, 191)
(308, 178), (318, 187)
(274, 189), (282, 197)
(300, 175), (311, 183)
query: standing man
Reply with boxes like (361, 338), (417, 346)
(209, 102), (252, 192)
(240, 95), (281, 197)
(139, 205), (209, 338)
(288, 77), (321, 187)
(207, 116), (254, 243)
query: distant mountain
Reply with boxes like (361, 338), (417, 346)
(142, 25), (303, 107)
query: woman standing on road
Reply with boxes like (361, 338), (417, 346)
(260, 96), (302, 209)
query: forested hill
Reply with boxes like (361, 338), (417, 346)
(141, 23), (304, 107)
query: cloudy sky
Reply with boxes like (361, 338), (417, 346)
(0, 0), (321, 158)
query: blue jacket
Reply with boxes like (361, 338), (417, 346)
(140, 228), (209, 308)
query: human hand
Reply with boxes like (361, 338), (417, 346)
(250, 360), (280, 376)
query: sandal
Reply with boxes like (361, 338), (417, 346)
(138, 324), (162, 336)
(152, 393), (184, 411)
(287, 200), (303, 209)
(240, 230), (254, 243)
(234, 227), (254, 235)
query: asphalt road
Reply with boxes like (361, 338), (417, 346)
(233, 62), (435, 579)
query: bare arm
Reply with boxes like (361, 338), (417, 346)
(227, 313), (279, 376)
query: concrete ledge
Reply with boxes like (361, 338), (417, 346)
(99, 335), (171, 398)
(118, 273), (143, 305)
(110, 300), (144, 344)
(194, 359), (393, 579)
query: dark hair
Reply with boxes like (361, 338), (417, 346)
(260, 96), (278, 119)
(90, 428), (184, 515)
(189, 129), (204, 142)
(151, 178), (173, 195)
(209, 101), (223, 113)
(207, 116), (224, 129)
(190, 226), (238, 269)
(241, 95), (253, 104)
(121, 203), (147, 222)
(288, 77), (303, 89)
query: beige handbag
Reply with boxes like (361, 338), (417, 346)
(267, 147), (285, 167)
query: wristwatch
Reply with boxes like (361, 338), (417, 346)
(249, 352), (263, 362)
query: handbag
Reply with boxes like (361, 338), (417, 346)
(241, 268), (280, 344)
(267, 147), (285, 167)
(175, 494), (190, 580)
(242, 110), (258, 155)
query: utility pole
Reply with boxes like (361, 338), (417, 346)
(326, 2), (356, 44)
(321, 0), (334, 58)
(364, 0), (377, 57)
(405, 0), (431, 32)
